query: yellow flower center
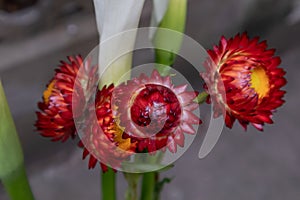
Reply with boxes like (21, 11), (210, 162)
(43, 80), (55, 104)
(114, 131), (132, 151)
(110, 123), (135, 152)
(250, 66), (270, 98)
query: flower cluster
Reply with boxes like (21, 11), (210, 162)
(36, 33), (287, 172)
(36, 56), (199, 171)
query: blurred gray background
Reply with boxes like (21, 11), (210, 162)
(0, 0), (299, 199)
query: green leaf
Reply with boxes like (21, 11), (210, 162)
(157, 164), (174, 172)
(0, 81), (23, 178)
(0, 80), (35, 200)
(154, 177), (173, 200)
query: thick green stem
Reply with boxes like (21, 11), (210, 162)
(124, 173), (140, 200)
(140, 172), (156, 200)
(101, 168), (116, 200)
(0, 81), (34, 200)
(1, 164), (34, 200)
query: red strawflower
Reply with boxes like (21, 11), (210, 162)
(35, 55), (97, 141)
(202, 33), (286, 130)
(79, 84), (137, 171)
(113, 70), (201, 153)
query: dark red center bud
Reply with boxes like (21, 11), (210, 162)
(130, 84), (182, 138)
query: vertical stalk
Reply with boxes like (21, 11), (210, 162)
(0, 81), (34, 200)
(93, 1), (146, 199)
(153, 172), (160, 200)
(141, 0), (188, 199)
(1, 165), (34, 200)
(124, 173), (140, 200)
(101, 168), (116, 200)
(140, 172), (156, 200)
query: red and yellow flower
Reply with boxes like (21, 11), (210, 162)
(79, 70), (201, 170)
(79, 84), (137, 171)
(113, 70), (200, 153)
(35, 55), (133, 171)
(35, 55), (89, 141)
(202, 33), (286, 130)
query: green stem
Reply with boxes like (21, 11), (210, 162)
(140, 172), (156, 200)
(124, 173), (140, 200)
(153, 172), (160, 200)
(102, 168), (116, 200)
(0, 81), (34, 200)
(1, 164), (34, 200)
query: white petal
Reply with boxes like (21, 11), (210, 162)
(93, 0), (105, 34)
(93, 0), (145, 40)
(93, 0), (145, 85)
